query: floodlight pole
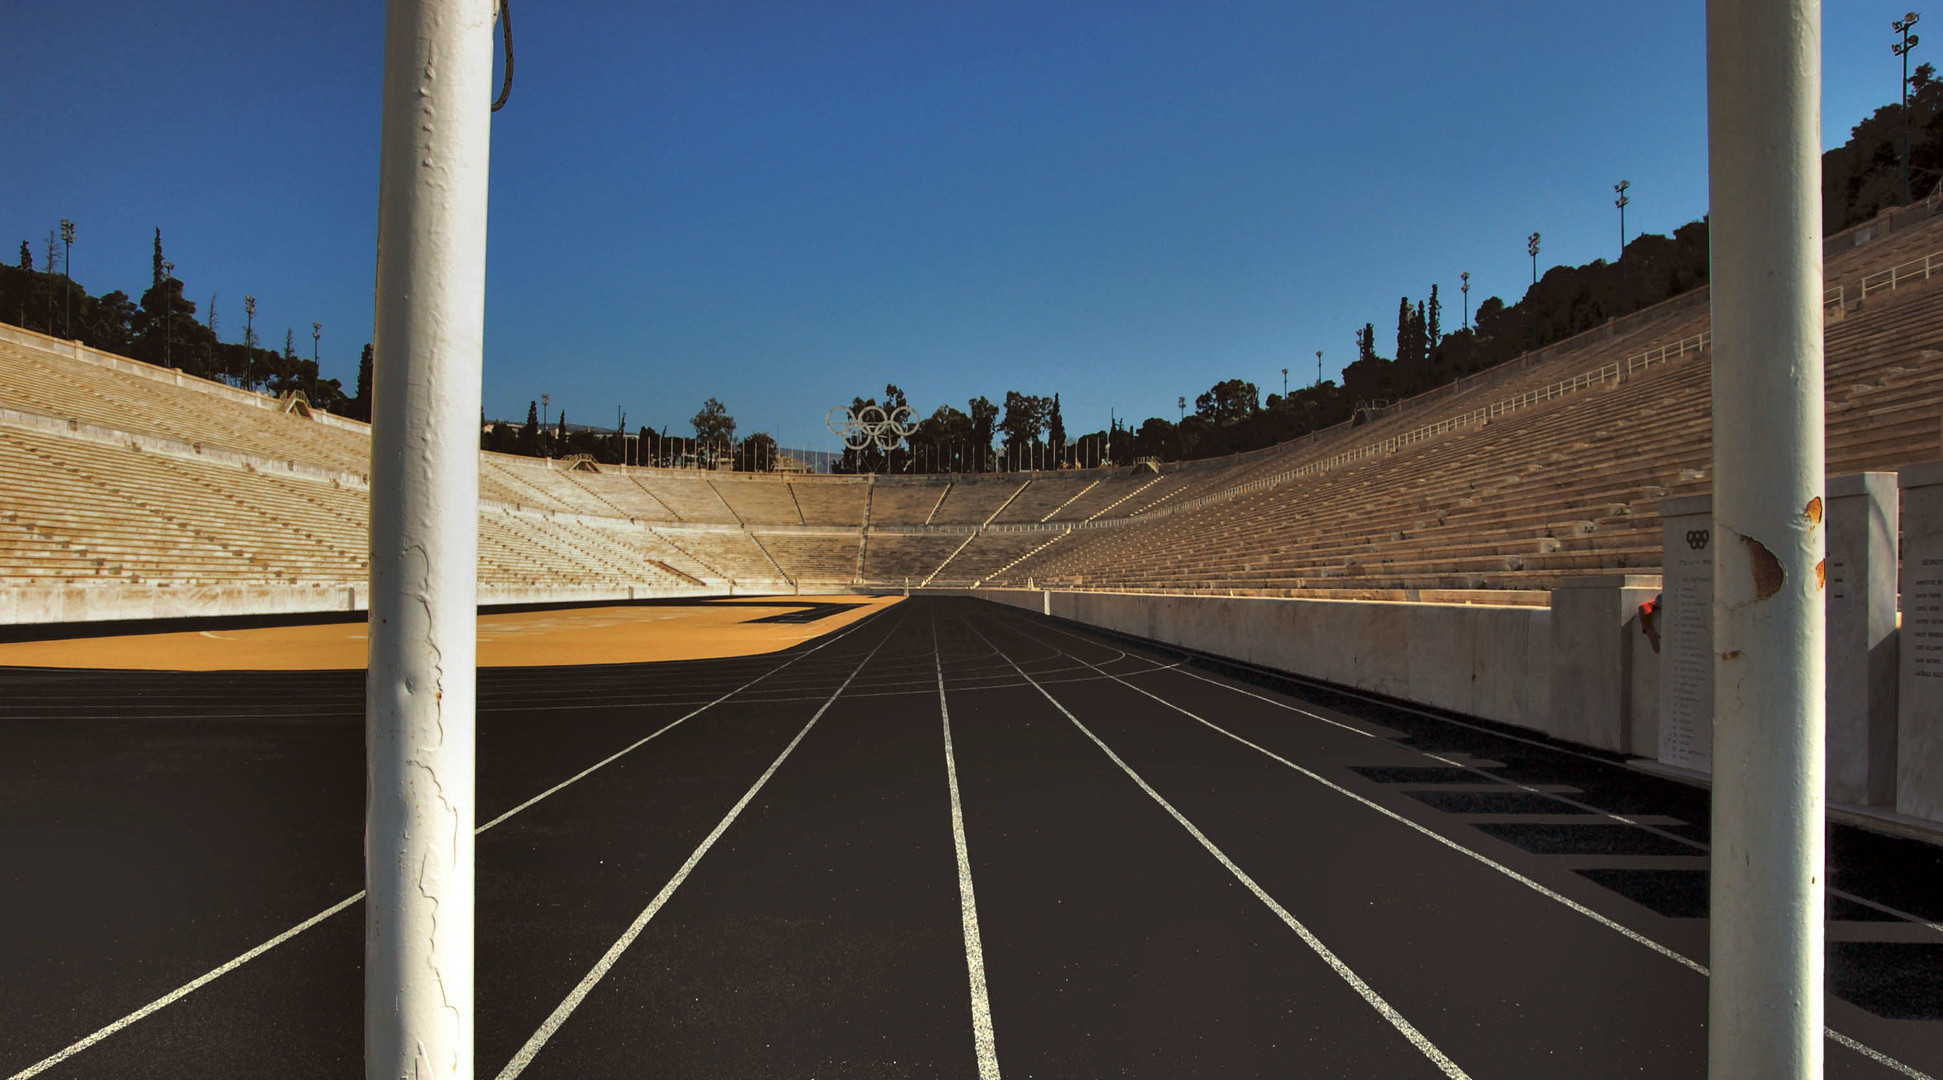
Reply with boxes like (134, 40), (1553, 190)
(1614, 180), (1631, 255)
(60, 219), (73, 339)
(366, 0), (493, 1076)
(1706, 0), (1827, 1076)
(244, 295), (256, 389)
(162, 261), (175, 369)
(1895, 14), (1921, 206)
(1315, 349), (1322, 387)
(1460, 272), (1470, 330)
(1528, 232), (1541, 285)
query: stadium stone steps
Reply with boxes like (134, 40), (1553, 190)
(987, 478), (1078, 523)
(929, 478), (1028, 525)
(752, 533), (860, 583)
(787, 480), (868, 526)
(711, 478), (804, 525)
(861, 533), (967, 585)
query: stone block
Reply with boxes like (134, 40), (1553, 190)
(1550, 575), (1663, 753)
(1827, 473), (1899, 806)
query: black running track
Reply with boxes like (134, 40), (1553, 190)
(2, 596), (1941, 1078)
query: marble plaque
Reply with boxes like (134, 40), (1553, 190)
(1660, 495), (1714, 772)
(1898, 462), (1943, 822)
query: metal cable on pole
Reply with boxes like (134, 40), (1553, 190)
(492, 0), (514, 112)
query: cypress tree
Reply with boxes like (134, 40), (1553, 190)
(355, 344), (374, 420)
(1396, 297), (1411, 364)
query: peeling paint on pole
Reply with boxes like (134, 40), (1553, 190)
(366, 0), (494, 1076)
(1705, 0), (1827, 1076)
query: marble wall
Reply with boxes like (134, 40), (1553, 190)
(1898, 463), (1943, 821)
(1827, 473), (1899, 806)
(1550, 575), (1664, 754)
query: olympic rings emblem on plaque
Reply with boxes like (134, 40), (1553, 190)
(827, 404), (918, 451)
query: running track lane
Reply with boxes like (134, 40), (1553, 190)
(973, 600), (1941, 1078)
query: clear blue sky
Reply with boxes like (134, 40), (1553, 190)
(0, 2), (1918, 452)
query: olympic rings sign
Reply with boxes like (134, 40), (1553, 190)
(827, 404), (918, 451)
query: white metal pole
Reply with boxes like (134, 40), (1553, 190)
(366, 0), (494, 1076)
(1705, 1), (1826, 1077)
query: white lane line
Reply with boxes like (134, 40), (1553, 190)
(1093, 625), (1943, 942)
(5, 612), (890, 1080)
(475, 612), (869, 832)
(493, 621), (897, 1079)
(1829, 1029), (1941, 1080)
(934, 620), (1002, 1080)
(962, 617), (1471, 1080)
(6, 891), (366, 1080)
(999, 614), (1938, 1080)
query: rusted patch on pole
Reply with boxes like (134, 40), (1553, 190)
(1742, 535), (1786, 600)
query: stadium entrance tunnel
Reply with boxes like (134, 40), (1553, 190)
(0, 595), (900, 671)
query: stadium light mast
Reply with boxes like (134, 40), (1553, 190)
(312, 321), (321, 369)
(1177, 395), (1185, 423)
(1706, 0), (1827, 1076)
(1460, 272), (1471, 329)
(365, 0), (495, 1075)
(1614, 180), (1631, 255)
(1527, 232), (1541, 285)
(60, 219), (73, 339)
(1896, 13), (1921, 206)
(1281, 367), (1288, 396)
(243, 295), (256, 390)
(1315, 349), (1323, 387)
(162, 260), (175, 369)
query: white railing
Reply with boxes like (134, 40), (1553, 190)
(1859, 250), (1942, 300)
(1823, 248), (1943, 309)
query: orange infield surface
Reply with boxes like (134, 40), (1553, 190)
(0, 596), (901, 671)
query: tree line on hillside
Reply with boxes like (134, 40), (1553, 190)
(0, 228), (358, 415)
(481, 395), (784, 471)
(6, 73), (1928, 471)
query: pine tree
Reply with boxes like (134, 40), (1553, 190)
(17, 240), (29, 272)
(1359, 322), (1378, 364)
(1426, 284), (1441, 346)
(152, 228), (164, 290)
